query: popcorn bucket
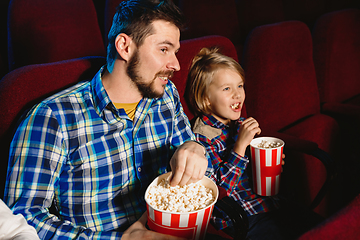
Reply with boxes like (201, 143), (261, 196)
(250, 137), (284, 196)
(145, 172), (218, 240)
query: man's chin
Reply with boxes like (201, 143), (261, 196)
(142, 88), (164, 99)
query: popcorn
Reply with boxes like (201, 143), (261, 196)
(256, 140), (282, 148)
(145, 179), (215, 213)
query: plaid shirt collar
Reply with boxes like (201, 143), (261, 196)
(201, 114), (243, 131)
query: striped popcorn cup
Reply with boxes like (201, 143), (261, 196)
(145, 172), (218, 240)
(250, 137), (284, 196)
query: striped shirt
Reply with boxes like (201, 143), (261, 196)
(5, 67), (197, 239)
(192, 114), (279, 230)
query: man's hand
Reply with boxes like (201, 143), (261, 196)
(169, 141), (208, 187)
(122, 212), (188, 240)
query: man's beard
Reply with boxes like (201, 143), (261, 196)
(127, 50), (174, 99)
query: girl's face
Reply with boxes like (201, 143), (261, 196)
(205, 68), (245, 125)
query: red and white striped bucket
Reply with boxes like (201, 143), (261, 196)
(145, 172), (218, 240)
(250, 137), (284, 196)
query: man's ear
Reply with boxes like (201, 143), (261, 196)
(115, 33), (134, 62)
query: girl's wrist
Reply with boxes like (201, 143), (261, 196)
(233, 144), (247, 157)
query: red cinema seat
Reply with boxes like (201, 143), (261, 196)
(312, 9), (360, 121)
(7, 0), (106, 70)
(0, 56), (106, 199)
(298, 193), (360, 240)
(242, 21), (339, 217)
(312, 8), (360, 208)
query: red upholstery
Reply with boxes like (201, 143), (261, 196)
(173, 35), (246, 120)
(0, 56), (106, 198)
(104, 0), (127, 47)
(312, 9), (360, 116)
(298, 193), (360, 240)
(7, 0), (106, 70)
(242, 21), (339, 217)
(312, 9), (360, 216)
(177, 0), (243, 61)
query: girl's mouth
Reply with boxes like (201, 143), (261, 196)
(231, 102), (241, 110)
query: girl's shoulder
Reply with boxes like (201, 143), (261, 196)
(192, 117), (222, 140)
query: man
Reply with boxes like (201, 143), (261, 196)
(5, 0), (208, 239)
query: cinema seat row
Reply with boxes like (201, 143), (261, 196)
(0, 0), (359, 239)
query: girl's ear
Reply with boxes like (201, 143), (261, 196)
(114, 33), (135, 62)
(204, 96), (211, 106)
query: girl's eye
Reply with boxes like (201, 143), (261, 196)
(223, 87), (230, 91)
(238, 84), (243, 88)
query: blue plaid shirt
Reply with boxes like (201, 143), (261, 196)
(5, 67), (197, 239)
(193, 114), (279, 230)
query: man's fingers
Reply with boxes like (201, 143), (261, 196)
(170, 166), (184, 186)
(169, 141), (207, 187)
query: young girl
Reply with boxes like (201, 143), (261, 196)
(186, 47), (283, 239)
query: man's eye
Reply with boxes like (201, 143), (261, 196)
(161, 48), (167, 53)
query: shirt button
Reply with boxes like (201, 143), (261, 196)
(138, 167), (142, 172)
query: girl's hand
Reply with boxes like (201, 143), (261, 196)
(233, 117), (261, 156)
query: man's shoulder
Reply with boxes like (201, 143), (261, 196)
(26, 80), (91, 118)
(42, 80), (91, 105)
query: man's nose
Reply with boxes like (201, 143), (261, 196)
(167, 54), (180, 72)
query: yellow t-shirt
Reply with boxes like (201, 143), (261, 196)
(113, 102), (139, 121)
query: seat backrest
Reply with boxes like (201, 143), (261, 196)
(0, 56), (106, 198)
(7, 0), (106, 70)
(242, 21), (320, 133)
(172, 35), (246, 120)
(312, 8), (360, 104)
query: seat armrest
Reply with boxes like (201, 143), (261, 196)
(214, 191), (249, 240)
(259, 131), (336, 210)
(322, 102), (360, 118)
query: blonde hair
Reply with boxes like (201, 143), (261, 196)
(185, 47), (245, 117)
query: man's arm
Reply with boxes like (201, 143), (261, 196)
(4, 104), (101, 239)
(165, 82), (208, 187)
